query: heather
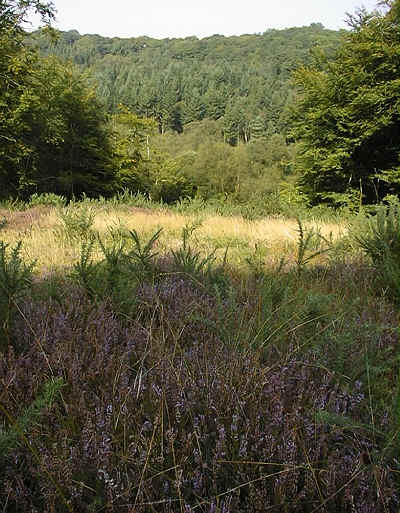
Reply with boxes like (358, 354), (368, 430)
(0, 200), (398, 512)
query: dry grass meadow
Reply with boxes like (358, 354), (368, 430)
(0, 204), (346, 272)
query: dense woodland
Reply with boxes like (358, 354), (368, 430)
(30, 25), (343, 138)
(24, 25), (344, 208)
(1, 0), (400, 209)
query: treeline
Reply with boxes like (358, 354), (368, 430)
(3, 1), (400, 210)
(29, 25), (343, 142)
(0, 1), (192, 202)
(18, 23), (345, 208)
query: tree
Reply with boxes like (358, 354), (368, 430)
(0, 0), (54, 34)
(223, 100), (244, 146)
(111, 106), (157, 193)
(2, 57), (116, 198)
(29, 24), (344, 145)
(249, 115), (267, 142)
(0, 43), (38, 197)
(0, 2), (120, 199)
(181, 88), (205, 125)
(204, 85), (226, 120)
(0, 0), (54, 148)
(291, 1), (400, 206)
(0, 0), (52, 196)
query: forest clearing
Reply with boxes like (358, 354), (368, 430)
(0, 203), (344, 271)
(2, 0), (400, 510)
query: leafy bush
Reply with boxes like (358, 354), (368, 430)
(29, 192), (67, 208)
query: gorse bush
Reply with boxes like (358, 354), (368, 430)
(295, 218), (332, 273)
(71, 237), (99, 298)
(245, 242), (270, 279)
(70, 227), (163, 310)
(97, 232), (126, 292)
(171, 221), (217, 281)
(0, 377), (64, 460)
(352, 204), (400, 301)
(0, 240), (35, 350)
(352, 203), (400, 265)
(126, 227), (162, 277)
(56, 204), (96, 241)
(0, 242), (35, 302)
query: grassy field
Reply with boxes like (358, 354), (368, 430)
(0, 201), (399, 512)
(0, 204), (344, 271)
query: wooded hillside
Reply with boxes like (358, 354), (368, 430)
(29, 25), (343, 141)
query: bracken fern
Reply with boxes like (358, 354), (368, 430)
(0, 377), (64, 459)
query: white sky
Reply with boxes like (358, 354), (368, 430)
(30, 0), (381, 39)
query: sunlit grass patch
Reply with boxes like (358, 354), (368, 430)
(0, 203), (346, 273)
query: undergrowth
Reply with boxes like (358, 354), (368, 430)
(0, 204), (398, 512)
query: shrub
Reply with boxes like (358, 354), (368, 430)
(56, 204), (96, 242)
(29, 193), (67, 208)
(0, 240), (35, 351)
(351, 203), (400, 301)
(1, 284), (397, 512)
(126, 228), (162, 278)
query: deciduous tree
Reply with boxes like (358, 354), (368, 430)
(292, 1), (400, 206)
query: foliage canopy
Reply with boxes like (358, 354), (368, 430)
(292, 0), (400, 207)
(0, 0), (119, 199)
(30, 24), (343, 140)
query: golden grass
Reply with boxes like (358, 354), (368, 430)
(198, 215), (343, 243)
(0, 205), (346, 272)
